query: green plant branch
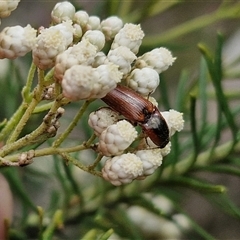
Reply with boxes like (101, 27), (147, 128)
(0, 64), (41, 142)
(33, 102), (54, 113)
(6, 96), (40, 143)
(42, 209), (63, 240)
(0, 138), (94, 165)
(60, 152), (102, 177)
(53, 99), (94, 147)
(124, 0), (180, 23)
(161, 136), (240, 180)
(143, 2), (240, 46)
(0, 103), (27, 141)
(21, 62), (36, 102)
(37, 206), (44, 240)
(6, 68), (47, 143)
(166, 176), (226, 193)
(117, 0), (133, 18)
(88, 153), (103, 170)
(0, 94), (66, 157)
(189, 94), (199, 168)
(198, 38), (239, 144)
(44, 68), (55, 84)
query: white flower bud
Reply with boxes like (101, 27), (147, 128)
(172, 214), (191, 232)
(54, 39), (97, 81)
(101, 16), (123, 40)
(127, 206), (183, 239)
(93, 63), (123, 98)
(88, 107), (119, 136)
(0, 24), (36, 59)
(160, 141), (171, 156)
(32, 22), (74, 70)
(61, 65), (97, 100)
(147, 96), (158, 107)
(127, 68), (160, 96)
(51, 1), (75, 24)
(82, 30), (105, 51)
(0, 0), (20, 18)
(102, 153), (143, 186)
(92, 51), (108, 67)
(98, 120), (138, 156)
(161, 109), (184, 136)
(136, 149), (163, 176)
(107, 46), (136, 75)
(74, 10), (89, 30)
(135, 47), (176, 74)
(72, 23), (83, 40)
(151, 194), (174, 215)
(86, 16), (101, 31)
(111, 23), (144, 54)
(138, 137), (171, 157)
(61, 63), (122, 100)
(52, 21), (74, 46)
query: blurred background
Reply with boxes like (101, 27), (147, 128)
(0, 0), (240, 239)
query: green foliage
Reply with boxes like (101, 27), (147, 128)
(0, 0), (240, 239)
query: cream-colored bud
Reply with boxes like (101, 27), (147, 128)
(136, 149), (163, 176)
(127, 68), (160, 96)
(102, 153), (143, 186)
(107, 46), (136, 75)
(88, 107), (119, 136)
(54, 39), (97, 82)
(82, 30), (105, 51)
(32, 22), (74, 70)
(98, 120), (137, 156)
(51, 1), (75, 24)
(74, 10), (89, 30)
(86, 16), (101, 31)
(101, 16), (123, 40)
(111, 23), (144, 54)
(0, 0), (20, 18)
(135, 47), (176, 74)
(161, 109), (184, 136)
(0, 24), (36, 59)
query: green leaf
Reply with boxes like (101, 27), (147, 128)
(167, 176), (226, 193)
(195, 164), (240, 178)
(206, 193), (240, 221)
(81, 229), (99, 240)
(198, 35), (238, 143)
(189, 94), (199, 168)
(175, 69), (189, 111)
(99, 228), (114, 240)
(198, 58), (209, 140)
(2, 168), (38, 212)
(42, 209), (63, 240)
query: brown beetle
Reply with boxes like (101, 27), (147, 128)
(101, 85), (169, 148)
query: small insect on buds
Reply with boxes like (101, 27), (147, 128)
(101, 85), (169, 148)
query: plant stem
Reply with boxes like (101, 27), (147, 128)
(7, 69), (46, 143)
(0, 94), (65, 157)
(7, 97), (39, 143)
(60, 152), (102, 177)
(161, 138), (240, 180)
(21, 62), (36, 102)
(0, 104), (27, 141)
(42, 210), (63, 240)
(53, 99), (94, 147)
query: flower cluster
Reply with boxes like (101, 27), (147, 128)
(127, 194), (191, 239)
(91, 108), (183, 186)
(0, 1), (183, 186)
(0, 0), (20, 20)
